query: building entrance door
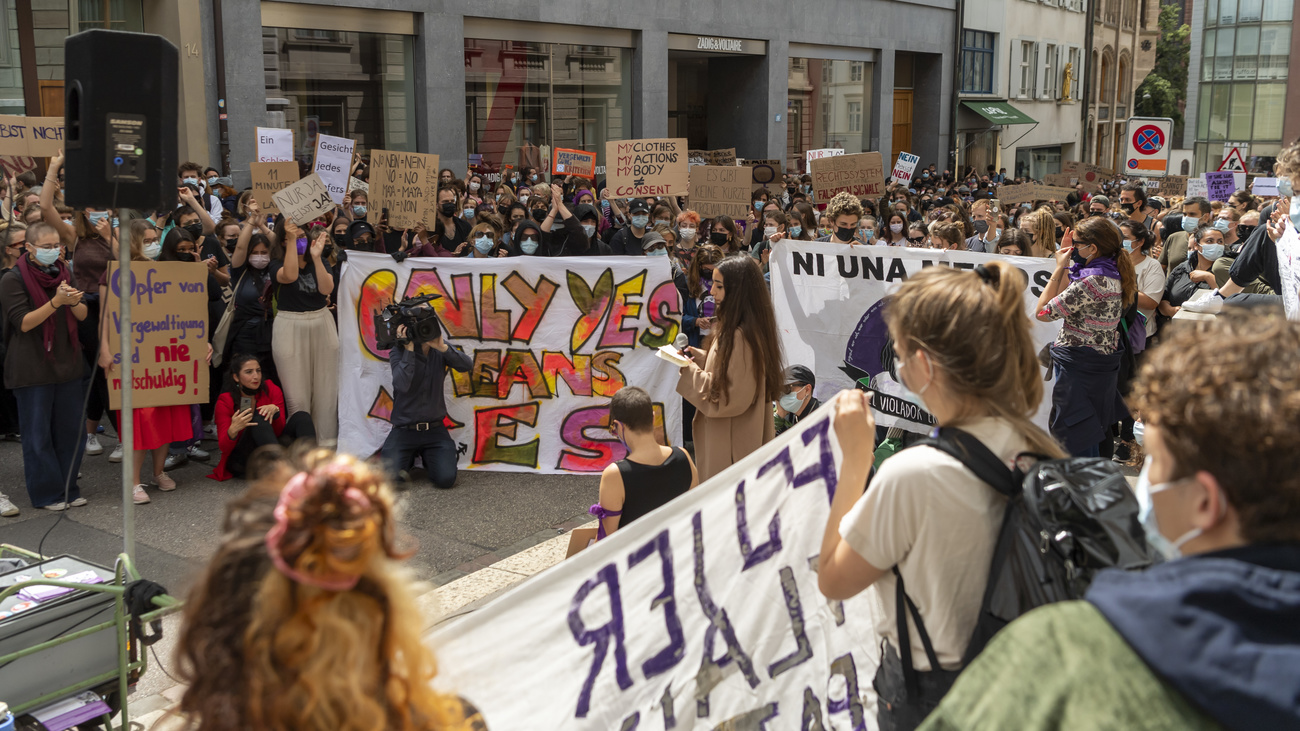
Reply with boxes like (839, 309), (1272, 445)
(668, 55), (710, 148)
(892, 89), (913, 163)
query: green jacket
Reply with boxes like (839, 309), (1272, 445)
(918, 601), (1222, 731)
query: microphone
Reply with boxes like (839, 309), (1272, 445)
(673, 333), (689, 352)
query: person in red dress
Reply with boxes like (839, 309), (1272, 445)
(209, 353), (315, 481)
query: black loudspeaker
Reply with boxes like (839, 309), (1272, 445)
(64, 30), (178, 211)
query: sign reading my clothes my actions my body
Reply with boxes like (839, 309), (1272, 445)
(605, 138), (689, 197)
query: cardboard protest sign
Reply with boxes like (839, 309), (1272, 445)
(366, 150), (439, 229)
(104, 262), (211, 409)
(688, 165), (751, 218)
(1252, 177), (1279, 197)
(605, 138), (689, 197)
(809, 151), (884, 202)
(430, 393), (885, 731)
(271, 172), (335, 226)
(1204, 171), (1235, 202)
(249, 161), (299, 214)
(0, 155), (37, 177)
(338, 253), (682, 473)
(744, 159), (782, 190)
(1151, 176), (1188, 197)
(1186, 176), (1209, 199)
(349, 176), (369, 193)
(0, 116), (64, 157)
(805, 148), (844, 168)
(770, 240), (1060, 434)
(1276, 224), (1300, 321)
(1062, 161), (1112, 192)
(997, 183), (1075, 205)
(255, 127), (294, 163)
(312, 133), (354, 204)
(890, 152), (920, 186)
(553, 148), (597, 180)
(1042, 173), (1074, 187)
(687, 149), (737, 167)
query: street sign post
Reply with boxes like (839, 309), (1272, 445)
(1123, 117), (1173, 178)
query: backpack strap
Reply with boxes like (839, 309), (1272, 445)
(893, 566), (943, 700)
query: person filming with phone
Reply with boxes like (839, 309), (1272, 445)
(209, 353), (316, 481)
(379, 301), (472, 490)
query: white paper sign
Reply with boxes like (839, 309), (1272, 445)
(890, 152), (921, 186)
(1186, 176), (1209, 199)
(313, 133), (355, 205)
(769, 240), (1060, 434)
(255, 127), (294, 163)
(337, 253), (684, 472)
(1277, 224), (1300, 321)
(805, 148), (845, 167)
(431, 393), (886, 730)
(1251, 177), (1279, 197)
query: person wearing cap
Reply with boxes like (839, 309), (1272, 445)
(774, 365), (821, 436)
(611, 199), (652, 255)
(347, 219), (378, 252)
(641, 230), (669, 260)
(575, 203), (612, 255)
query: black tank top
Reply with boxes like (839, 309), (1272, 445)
(615, 447), (692, 529)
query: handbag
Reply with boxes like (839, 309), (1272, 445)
(210, 269), (247, 369)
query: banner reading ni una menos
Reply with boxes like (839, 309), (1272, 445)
(337, 253), (683, 473)
(769, 240), (1061, 435)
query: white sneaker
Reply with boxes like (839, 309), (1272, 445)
(84, 434), (104, 456)
(132, 485), (151, 504)
(0, 493), (17, 517)
(108, 444), (124, 463)
(69, 497), (88, 507)
(186, 444), (210, 462)
(42, 501), (68, 511)
(203, 423), (217, 440)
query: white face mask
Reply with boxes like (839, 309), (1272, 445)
(890, 223), (904, 234)
(894, 351), (932, 413)
(679, 227), (696, 240)
(764, 226), (778, 238)
(469, 182), (481, 191)
(248, 254), (270, 269)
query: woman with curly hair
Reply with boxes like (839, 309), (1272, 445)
(1019, 207), (1059, 258)
(818, 192), (865, 245)
(176, 449), (485, 731)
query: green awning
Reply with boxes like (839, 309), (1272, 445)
(962, 100), (1037, 126)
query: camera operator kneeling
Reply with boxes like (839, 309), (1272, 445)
(209, 354), (316, 481)
(382, 314), (472, 489)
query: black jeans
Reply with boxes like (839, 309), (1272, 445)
(381, 424), (458, 489)
(226, 410), (315, 478)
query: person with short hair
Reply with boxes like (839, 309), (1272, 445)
(592, 386), (699, 538)
(916, 309), (1300, 731)
(1160, 195), (1211, 269)
(818, 192), (863, 245)
(774, 365), (821, 436)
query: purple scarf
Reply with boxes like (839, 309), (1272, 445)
(16, 253), (77, 361)
(1068, 254), (1121, 282)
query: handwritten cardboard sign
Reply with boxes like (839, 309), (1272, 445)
(1186, 176), (1209, 199)
(0, 116), (64, 157)
(605, 138), (689, 197)
(312, 133), (355, 205)
(809, 151), (884, 202)
(366, 150), (439, 229)
(1148, 175), (1188, 197)
(688, 148), (737, 167)
(552, 148), (596, 180)
(1061, 161), (1113, 192)
(805, 148), (845, 168)
(1042, 173), (1075, 187)
(249, 161), (299, 214)
(272, 172), (336, 226)
(349, 175), (369, 193)
(0, 155), (37, 177)
(997, 183), (1076, 205)
(105, 262), (211, 409)
(745, 158), (782, 190)
(255, 127), (294, 163)
(1204, 171), (1236, 202)
(688, 165), (751, 218)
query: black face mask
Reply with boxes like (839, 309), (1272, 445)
(353, 237), (372, 250)
(1236, 224), (1256, 240)
(709, 231), (728, 246)
(1070, 248), (1088, 267)
(531, 209), (547, 223)
(333, 233), (350, 247)
(1055, 228), (1065, 243)
(177, 252), (197, 263)
(1120, 202), (1136, 214)
(835, 225), (856, 241)
(439, 202), (457, 217)
(223, 237), (238, 252)
(183, 223), (203, 238)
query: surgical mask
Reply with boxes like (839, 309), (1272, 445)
(582, 223), (596, 238)
(1122, 239), (1133, 252)
(33, 247), (60, 266)
(788, 224), (802, 237)
(464, 207), (477, 220)
(87, 211), (109, 226)
(182, 177), (198, 186)
(469, 182), (480, 192)
(1200, 243), (1225, 260)
(754, 201), (764, 211)
(530, 174), (538, 182)
(352, 205), (367, 217)
(646, 247), (669, 257)
(779, 390), (804, 413)
(207, 177), (218, 186)
(473, 235), (494, 254)
(249, 254), (270, 269)
(764, 226), (778, 238)
(709, 231), (729, 246)
(143, 242), (162, 260)
(836, 225), (856, 241)
(520, 238), (539, 255)
(224, 236), (238, 252)
(894, 353), (932, 412)
(1181, 215), (1199, 233)
(1135, 456), (1206, 561)
(655, 220), (671, 228)
(520, 193), (530, 203)
(679, 227), (696, 239)
(890, 223), (904, 234)
(631, 214), (649, 229)
(1212, 219), (1230, 233)
(973, 219), (988, 235)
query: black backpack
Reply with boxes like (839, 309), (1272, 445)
(875, 427), (1160, 730)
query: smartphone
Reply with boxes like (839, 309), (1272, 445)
(239, 395), (254, 414)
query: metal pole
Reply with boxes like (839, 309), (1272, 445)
(117, 210), (134, 562)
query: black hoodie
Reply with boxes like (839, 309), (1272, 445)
(511, 219), (544, 257)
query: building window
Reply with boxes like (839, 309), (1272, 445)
(1067, 47), (1083, 100)
(1116, 55), (1130, 115)
(961, 30), (995, 93)
(1259, 24), (1291, 79)
(1122, 0), (1137, 28)
(1263, 0), (1293, 20)
(1043, 44), (1058, 100)
(849, 62), (863, 81)
(1104, 0), (1119, 25)
(1100, 53), (1114, 105)
(847, 101), (862, 132)
(788, 57), (875, 171)
(76, 0), (144, 32)
(1017, 41), (1038, 98)
(822, 63), (832, 83)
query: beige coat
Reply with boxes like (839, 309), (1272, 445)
(677, 330), (775, 482)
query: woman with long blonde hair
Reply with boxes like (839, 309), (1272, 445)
(176, 449), (483, 731)
(1020, 207), (1058, 257)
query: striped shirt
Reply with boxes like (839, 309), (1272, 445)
(1043, 274), (1123, 353)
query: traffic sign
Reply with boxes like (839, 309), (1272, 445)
(1219, 147), (1247, 173)
(1123, 117), (1173, 177)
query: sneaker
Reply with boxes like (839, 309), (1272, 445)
(132, 485), (151, 504)
(1113, 439), (1132, 464)
(69, 497), (88, 507)
(186, 444), (210, 462)
(203, 423), (217, 441)
(108, 443), (124, 463)
(0, 493), (17, 517)
(42, 501), (69, 512)
(84, 434), (104, 456)
(154, 471), (177, 492)
(163, 453), (188, 471)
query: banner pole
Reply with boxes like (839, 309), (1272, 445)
(117, 209), (135, 563)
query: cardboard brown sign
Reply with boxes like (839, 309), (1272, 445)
(249, 161), (299, 214)
(809, 151), (885, 203)
(1146, 175), (1188, 197)
(1042, 173), (1074, 188)
(745, 159), (783, 190)
(689, 165), (752, 219)
(606, 138), (689, 197)
(104, 262), (211, 409)
(1061, 161), (1113, 192)
(271, 172), (336, 226)
(565, 527), (599, 558)
(367, 150), (440, 229)
(688, 148), (737, 167)
(0, 115), (64, 157)
(0, 155), (37, 177)
(997, 183), (1076, 205)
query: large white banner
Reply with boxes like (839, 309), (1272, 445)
(770, 240), (1060, 434)
(431, 394), (885, 730)
(338, 253), (683, 473)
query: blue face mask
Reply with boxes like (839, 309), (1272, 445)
(1122, 239), (1133, 252)
(754, 201), (765, 211)
(631, 215), (649, 229)
(33, 247), (61, 266)
(473, 235), (494, 254)
(646, 247), (669, 257)
(352, 205), (367, 217)
(1181, 215), (1199, 233)
(520, 238), (539, 255)
(182, 177), (199, 187)
(1199, 243), (1225, 260)
(87, 211), (109, 226)
(789, 224), (802, 237)
(1212, 219), (1230, 233)
(1135, 456), (1207, 561)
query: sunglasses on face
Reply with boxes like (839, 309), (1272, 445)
(908, 237), (925, 244)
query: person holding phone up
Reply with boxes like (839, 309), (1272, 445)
(208, 353), (315, 481)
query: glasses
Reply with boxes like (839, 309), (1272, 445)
(907, 237), (925, 244)
(142, 238), (160, 245)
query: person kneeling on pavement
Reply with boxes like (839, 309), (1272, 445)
(774, 365), (822, 436)
(381, 309), (472, 489)
(209, 353), (315, 481)
(917, 308), (1300, 731)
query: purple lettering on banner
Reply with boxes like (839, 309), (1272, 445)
(756, 417), (838, 504)
(627, 530), (685, 679)
(692, 511), (760, 718)
(826, 654), (867, 730)
(568, 563), (633, 718)
(766, 567), (813, 678)
(802, 687), (827, 731)
(734, 479), (782, 570)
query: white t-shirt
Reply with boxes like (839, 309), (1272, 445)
(1134, 255), (1165, 337)
(839, 417), (1027, 671)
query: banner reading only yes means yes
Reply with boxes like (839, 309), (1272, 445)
(337, 253), (684, 473)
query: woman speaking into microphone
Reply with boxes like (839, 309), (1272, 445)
(677, 256), (784, 481)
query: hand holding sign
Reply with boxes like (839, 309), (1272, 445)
(272, 173), (336, 226)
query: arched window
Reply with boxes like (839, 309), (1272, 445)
(1117, 54), (1131, 111)
(1101, 51), (1114, 109)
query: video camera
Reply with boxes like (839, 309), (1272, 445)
(375, 293), (444, 350)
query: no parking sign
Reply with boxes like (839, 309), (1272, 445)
(1123, 117), (1173, 177)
